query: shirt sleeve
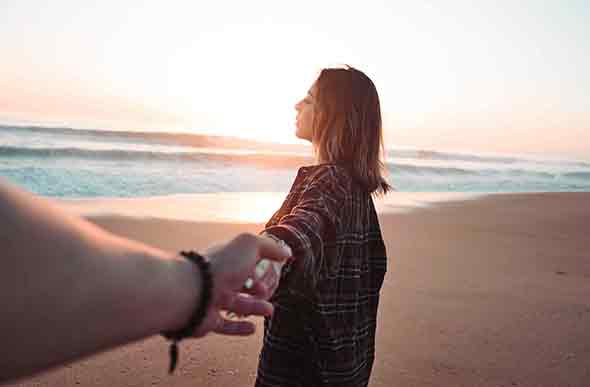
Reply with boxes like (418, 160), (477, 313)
(263, 166), (347, 295)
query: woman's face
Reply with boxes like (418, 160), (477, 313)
(294, 84), (316, 142)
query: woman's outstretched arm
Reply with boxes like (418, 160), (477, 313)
(0, 181), (290, 382)
(263, 165), (346, 294)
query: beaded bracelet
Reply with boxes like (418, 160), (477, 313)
(161, 251), (213, 374)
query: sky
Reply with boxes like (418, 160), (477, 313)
(1, 0), (589, 158)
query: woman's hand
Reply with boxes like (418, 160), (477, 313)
(255, 233), (290, 299)
(255, 259), (283, 300)
(192, 233), (291, 337)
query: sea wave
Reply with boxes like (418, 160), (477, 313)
(0, 124), (307, 152)
(0, 145), (313, 168)
(389, 148), (590, 168)
(3, 145), (590, 182)
(4, 124), (589, 168)
(390, 149), (520, 164)
(392, 162), (590, 180)
(562, 171), (590, 179)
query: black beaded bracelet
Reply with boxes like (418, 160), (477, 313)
(161, 250), (213, 374)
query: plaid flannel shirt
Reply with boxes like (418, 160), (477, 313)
(256, 164), (388, 387)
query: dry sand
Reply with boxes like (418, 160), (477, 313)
(9, 193), (590, 387)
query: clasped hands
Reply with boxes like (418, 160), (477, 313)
(189, 233), (290, 338)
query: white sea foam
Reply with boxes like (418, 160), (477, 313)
(2, 125), (589, 197)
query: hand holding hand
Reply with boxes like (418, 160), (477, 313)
(192, 233), (291, 337)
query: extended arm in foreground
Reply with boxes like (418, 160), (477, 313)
(0, 181), (290, 382)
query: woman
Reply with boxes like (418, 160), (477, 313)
(256, 66), (390, 387)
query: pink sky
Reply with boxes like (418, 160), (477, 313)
(1, 1), (588, 158)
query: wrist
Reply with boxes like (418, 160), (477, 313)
(161, 251), (213, 374)
(261, 229), (295, 260)
(76, 240), (203, 348)
(261, 231), (293, 264)
(162, 254), (202, 333)
(262, 232), (291, 254)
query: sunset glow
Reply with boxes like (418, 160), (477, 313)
(1, 1), (589, 157)
(62, 192), (286, 224)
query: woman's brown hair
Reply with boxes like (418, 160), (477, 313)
(312, 66), (391, 194)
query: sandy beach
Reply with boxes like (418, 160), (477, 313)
(8, 192), (590, 387)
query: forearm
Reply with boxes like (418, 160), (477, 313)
(0, 183), (199, 381)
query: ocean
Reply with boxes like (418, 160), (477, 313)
(1, 125), (589, 198)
